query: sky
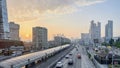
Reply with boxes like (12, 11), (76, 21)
(6, 0), (120, 41)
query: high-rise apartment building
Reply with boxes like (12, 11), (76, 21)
(89, 20), (101, 45)
(105, 20), (113, 43)
(9, 22), (20, 41)
(0, 0), (10, 39)
(32, 27), (48, 50)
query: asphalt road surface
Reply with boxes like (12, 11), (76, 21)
(54, 45), (81, 68)
(54, 44), (95, 68)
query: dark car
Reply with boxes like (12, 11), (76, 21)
(69, 53), (72, 56)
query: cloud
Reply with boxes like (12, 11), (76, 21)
(7, 0), (105, 21)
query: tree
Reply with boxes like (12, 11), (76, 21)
(102, 42), (109, 46)
(115, 38), (120, 48)
(109, 38), (114, 46)
(116, 38), (120, 42)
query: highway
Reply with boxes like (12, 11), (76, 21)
(0, 44), (96, 68)
(54, 44), (95, 68)
(54, 43), (81, 68)
(80, 45), (95, 68)
(54, 45), (81, 68)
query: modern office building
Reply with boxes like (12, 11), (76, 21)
(89, 20), (101, 45)
(105, 20), (113, 43)
(32, 27), (48, 50)
(9, 22), (20, 41)
(0, 0), (10, 39)
(81, 33), (91, 45)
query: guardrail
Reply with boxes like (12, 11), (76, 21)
(92, 57), (108, 68)
(86, 50), (108, 68)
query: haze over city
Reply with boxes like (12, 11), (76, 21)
(7, 0), (120, 41)
(1, 0), (120, 68)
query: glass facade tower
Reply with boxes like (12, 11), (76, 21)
(0, 0), (10, 39)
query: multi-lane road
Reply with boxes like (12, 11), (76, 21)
(30, 44), (95, 68)
(54, 44), (95, 68)
(54, 46), (81, 68)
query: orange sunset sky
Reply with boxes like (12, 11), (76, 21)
(6, 0), (120, 41)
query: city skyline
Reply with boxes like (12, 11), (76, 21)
(6, 0), (120, 41)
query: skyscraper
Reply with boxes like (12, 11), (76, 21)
(89, 20), (101, 45)
(32, 27), (48, 50)
(9, 22), (20, 41)
(105, 20), (113, 43)
(0, 0), (10, 39)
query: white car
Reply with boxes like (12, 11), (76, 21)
(68, 59), (74, 65)
(56, 62), (63, 68)
(65, 55), (69, 59)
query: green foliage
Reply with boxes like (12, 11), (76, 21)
(115, 41), (120, 48)
(102, 38), (120, 48)
(102, 42), (109, 46)
(114, 38), (120, 48)
(109, 64), (120, 68)
(105, 49), (109, 53)
(109, 38), (114, 46)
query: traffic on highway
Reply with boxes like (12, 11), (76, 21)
(55, 46), (81, 68)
